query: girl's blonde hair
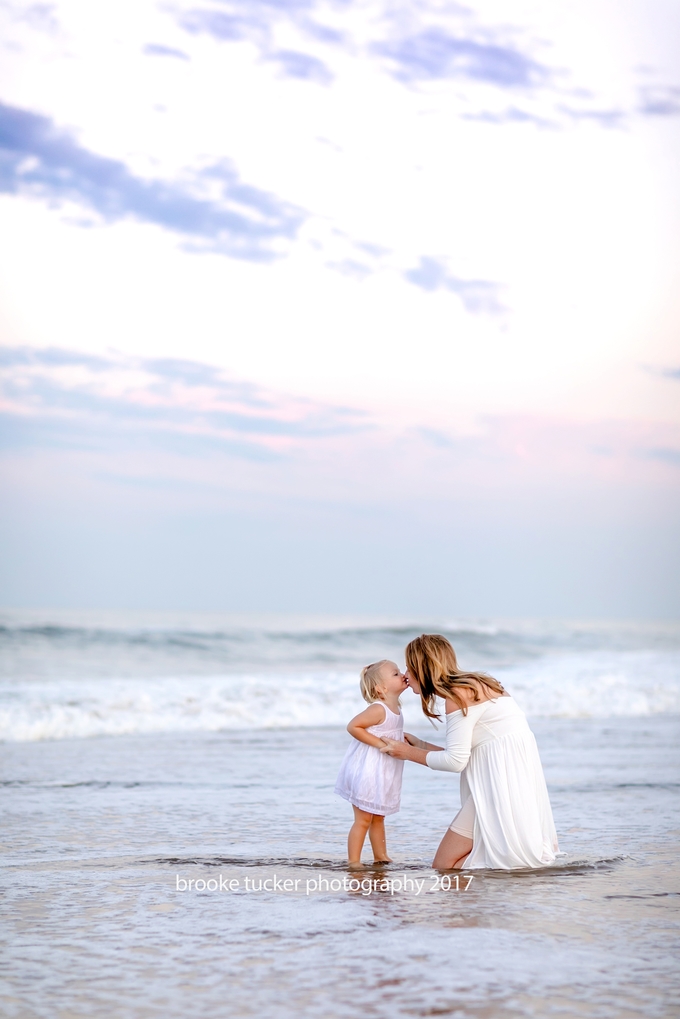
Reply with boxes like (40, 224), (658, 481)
(360, 660), (389, 703)
(405, 634), (504, 720)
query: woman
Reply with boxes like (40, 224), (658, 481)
(381, 634), (559, 870)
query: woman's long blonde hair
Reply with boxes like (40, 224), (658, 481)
(405, 634), (504, 720)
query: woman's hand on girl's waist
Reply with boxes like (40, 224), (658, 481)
(380, 737), (431, 766)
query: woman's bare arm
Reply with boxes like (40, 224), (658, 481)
(380, 738), (430, 765)
(404, 733), (444, 752)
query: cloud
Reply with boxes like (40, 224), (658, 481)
(0, 347), (368, 459)
(178, 0), (334, 46)
(268, 49), (332, 83)
(353, 240), (389, 258)
(643, 365), (680, 382)
(299, 18), (346, 46)
(179, 7), (255, 43)
(143, 43), (190, 60)
(373, 28), (549, 88)
(177, 3), (548, 96)
(461, 106), (555, 128)
(0, 346), (110, 371)
(404, 257), (504, 314)
(177, 1), (330, 51)
(641, 448), (680, 467)
(557, 105), (625, 128)
(638, 85), (680, 117)
(326, 259), (372, 279)
(0, 102), (303, 260)
(2, 349), (678, 525)
(0, 410), (281, 462)
(179, 4), (334, 83)
(6, 2), (59, 34)
(143, 357), (260, 396)
(416, 427), (456, 450)
(171, 3), (647, 132)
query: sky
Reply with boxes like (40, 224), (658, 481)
(0, 0), (679, 617)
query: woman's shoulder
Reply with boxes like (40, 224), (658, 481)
(445, 693), (513, 717)
(484, 693), (520, 713)
(445, 700), (489, 718)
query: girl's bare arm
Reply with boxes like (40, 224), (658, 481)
(346, 704), (388, 749)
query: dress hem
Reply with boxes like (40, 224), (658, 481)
(334, 788), (400, 816)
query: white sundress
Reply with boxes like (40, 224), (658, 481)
(334, 703), (404, 816)
(426, 696), (559, 870)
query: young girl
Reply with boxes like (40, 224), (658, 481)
(334, 660), (406, 866)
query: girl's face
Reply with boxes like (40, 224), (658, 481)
(404, 667), (421, 695)
(377, 661), (408, 696)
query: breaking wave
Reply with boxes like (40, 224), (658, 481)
(1, 611), (678, 740)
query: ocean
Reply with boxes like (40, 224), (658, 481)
(1, 611), (679, 1018)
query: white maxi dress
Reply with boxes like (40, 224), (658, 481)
(426, 696), (558, 869)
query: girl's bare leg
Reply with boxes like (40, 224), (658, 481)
(348, 806), (373, 865)
(368, 814), (391, 863)
(432, 828), (473, 870)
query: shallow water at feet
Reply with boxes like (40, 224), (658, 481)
(1, 715), (679, 1018)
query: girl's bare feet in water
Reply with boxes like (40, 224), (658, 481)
(347, 808), (394, 867)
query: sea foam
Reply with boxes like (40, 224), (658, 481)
(1, 648), (678, 741)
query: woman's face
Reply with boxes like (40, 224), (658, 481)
(404, 667), (421, 695)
